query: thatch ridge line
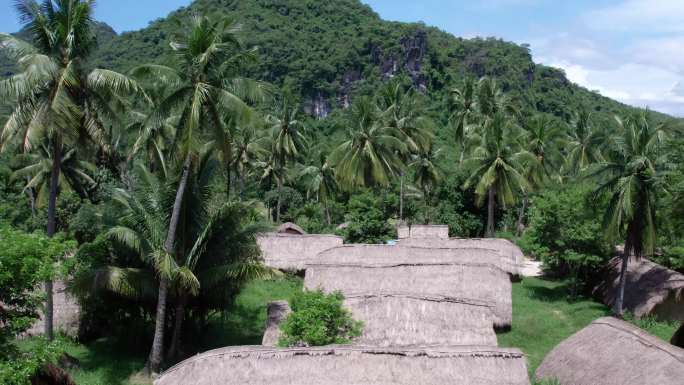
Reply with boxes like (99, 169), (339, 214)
(160, 345), (527, 376)
(307, 261), (512, 272)
(343, 292), (495, 307)
(258, 233), (343, 239)
(593, 318), (684, 363)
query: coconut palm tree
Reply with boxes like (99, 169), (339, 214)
(232, 120), (268, 201)
(565, 108), (606, 176)
(329, 96), (407, 191)
(590, 111), (670, 316)
(0, 0), (143, 340)
(410, 145), (442, 224)
(463, 112), (534, 237)
(12, 141), (97, 205)
(267, 96), (306, 222)
(449, 77), (479, 163)
(299, 150), (337, 225)
(376, 79), (433, 219)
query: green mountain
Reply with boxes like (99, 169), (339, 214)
(1, 0), (646, 123)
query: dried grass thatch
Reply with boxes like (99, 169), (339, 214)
(397, 238), (524, 277)
(396, 224), (450, 239)
(262, 301), (291, 347)
(596, 257), (684, 322)
(256, 233), (343, 271)
(277, 222), (307, 235)
(345, 294), (497, 346)
(26, 280), (80, 337)
(155, 345), (530, 385)
(307, 245), (512, 328)
(536, 317), (684, 385)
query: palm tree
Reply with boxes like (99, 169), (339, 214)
(565, 108), (606, 176)
(299, 150), (337, 225)
(376, 79), (433, 219)
(329, 97), (407, 191)
(232, 120), (267, 201)
(463, 113), (534, 237)
(0, 0), (142, 340)
(590, 111), (669, 316)
(12, 141), (97, 205)
(449, 77), (478, 163)
(410, 145), (442, 224)
(267, 96), (306, 222)
(516, 114), (564, 234)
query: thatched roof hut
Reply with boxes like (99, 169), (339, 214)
(277, 222), (307, 235)
(397, 238), (524, 277)
(346, 294), (498, 346)
(155, 345), (530, 385)
(536, 317), (684, 385)
(26, 280), (80, 337)
(307, 245), (512, 328)
(256, 233), (343, 272)
(397, 224), (450, 239)
(262, 301), (291, 347)
(596, 257), (684, 322)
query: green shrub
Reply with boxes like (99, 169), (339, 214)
(521, 184), (611, 294)
(278, 290), (363, 347)
(0, 339), (66, 385)
(339, 192), (395, 244)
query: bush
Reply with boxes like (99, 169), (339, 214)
(340, 192), (395, 244)
(278, 290), (363, 347)
(521, 184), (611, 294)
(0, 339), (66, 385)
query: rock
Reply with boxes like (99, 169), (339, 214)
(31, 363), (76, 385)
(672, 323), (684, 348)
(262, 301), (292, 346)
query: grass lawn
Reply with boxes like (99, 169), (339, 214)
(498, 277), (679, 377)
(29, 275), (678, 384)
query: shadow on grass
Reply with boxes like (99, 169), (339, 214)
(67, 338), (147, 385)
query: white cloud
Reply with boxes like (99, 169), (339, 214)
(585, 0), (684, 32)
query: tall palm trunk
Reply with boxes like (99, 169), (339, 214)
(486, 186), (496, 238)
(324, 201), (332, 226)
(147, 154), (192, 375)
(399, 173), (404, 220)
(516, 195), (528, 236)
(168, 293), (188, 360)
(614, 252), (630, 316)
(44, 138), (62, 341)
(423, 187), (429, 225)
(276, 177), (283, 223)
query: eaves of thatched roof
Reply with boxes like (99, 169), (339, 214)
(155, 345), (530, 385)
(256, 233), (343, 272)
(596, 257), (684, 322)
(536, 317), (684, 385)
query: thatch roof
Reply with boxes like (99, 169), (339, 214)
(396, 224), (450, 239)
(536, 317), (684, 385)
(277, 222), (307, 235)
(596, 257), (684, 322)
(262, 301), (291, 347)
(314, 244), (520, 276)
(306, 246), (512, 328)
(345, 294), (498, 346)
(397, 238), (525, 277)
(155, 345), (530, 385)
(256, 233), (343, 272)
(26, 280), (80, 337)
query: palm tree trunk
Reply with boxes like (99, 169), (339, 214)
(324, 201), (332, 226)
(168, 293), (188, 360)
(613, 252), (630, 317)
(25, 179), (36, 218)
(276, 177), (283, 223)
(147, 154), (192, 374)
(400, 173), (404, 220)
(44, 138), (62, 341)
(423, 187), (429, 225)
(486, 186), (495, 238)
(239, 171), (245, 202)
(147, 277), (168, 375)
(516, 195), (528, 236)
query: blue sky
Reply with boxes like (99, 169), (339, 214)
(2, 0), (683, 116)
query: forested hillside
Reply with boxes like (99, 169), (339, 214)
(1, 0), (640, 123)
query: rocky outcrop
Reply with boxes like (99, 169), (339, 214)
(303, 92), (331, 119)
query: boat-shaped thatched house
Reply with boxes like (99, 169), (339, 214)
(154, 345), (530, 385)
(596, 257), (684, 322)
(277, 222), (307, 235)
(536, 317), (684, 385)
(397, 224), (450, 239)
(26, 280), (80, 337)
(307, 245), (512, 329)
(256, 231), (343, 272)
(397, 238), (525, 278)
